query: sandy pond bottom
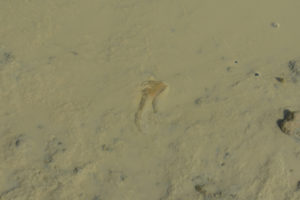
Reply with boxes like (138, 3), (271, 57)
(1, 0), (300, 200)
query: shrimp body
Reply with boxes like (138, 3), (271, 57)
(135, 80), (167, 131)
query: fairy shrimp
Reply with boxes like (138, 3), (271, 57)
(135, 80), (167, 131)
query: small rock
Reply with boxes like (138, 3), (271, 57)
(277, 109), (300, 138)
